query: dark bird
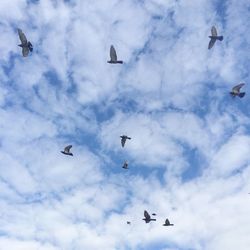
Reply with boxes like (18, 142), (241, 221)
(142, 210), (156, 223)
(163, 218), (174, 226)
(17, 28), (33, 57)
(230, 83), (245, 98)
(122, 161), (129, 169)
(120, 135), (131, 147)
(127, 221), (131, 225)
(61, 145), (73, 156)
(152, 213), (157, 216)
(208, 26), (223, 49)
(107, 45), (123, 64)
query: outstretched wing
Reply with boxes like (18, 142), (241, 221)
(144, 210), (150, 220)
(64, 145), (72, 153)
(22, 47), (29, 57)
(232, 83), (245, 92)
(165, 218), (170, 225)
(110, 45), (117, 61)
(208, 38), (216, 49)
(18, 28), (27, 45)
(211, 26), (217, 36)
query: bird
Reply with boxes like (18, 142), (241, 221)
(107, 45), (123, 64)
(230, 83), (246, 98)
(122, 161), (129, 169)
(208, 26), (223, 49)
(142, 210), (156, 223)
(120, 135), (131, 147)
(61, 145), (73, 156)
(163, 218), (174, 226)
(152, 213), (157, 216)
(126, 221), (131, 225)
(17, 28), (33, 57)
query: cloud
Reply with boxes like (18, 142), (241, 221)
(0, 0), (249, 249)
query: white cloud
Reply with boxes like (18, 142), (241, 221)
(0, 0), (249, 249)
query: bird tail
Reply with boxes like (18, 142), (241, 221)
(239, 92), (245, 98)
(151, 219), (156, 221)
(217, 36), (223, 41)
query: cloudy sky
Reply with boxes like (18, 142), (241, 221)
(0, 0), (249, 249)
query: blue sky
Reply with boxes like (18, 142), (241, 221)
(0, 0), (250, 249)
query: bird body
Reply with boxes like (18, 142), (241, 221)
(163, 218), (174, 226)
(122, 161), (129, 169)
(143, 210), (156, 223)
(120, 135), (131, 147)
(230, 83), (245, 98)
(108, 45), (123, 64)
(61, 145), (73, 156)
(17, 28), (33, 57)
(208, 26), (223, 49)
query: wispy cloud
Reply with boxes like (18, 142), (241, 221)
(0, 0), (249, 249)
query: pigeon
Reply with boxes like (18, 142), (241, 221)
(142, 210), (156, 223)
(17, 28), (33, 57)
(122, 161), (129, 169)
(230, 83), (245, 98)
(120, 135), (131, 147)
(208, 26), (223, 49)
(163, 218), (174, 226)
(61, 145), (73, 156)
(107, 45), (123, 64)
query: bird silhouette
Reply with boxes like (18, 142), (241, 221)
(120, 135), (131, 147)
(208, 26), (223, 49)
(142, 210), (156, 223)
(107, 45), (123, 64)
(17, 28), (33, 57)
(122, 161), (129, 169)
(163, 218), (174, 226)
(230, 83), (245, 98)
(127, 221), (131, 225)
(61, 145), (73, 156)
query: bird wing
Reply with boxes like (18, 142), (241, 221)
(18, 28), (27, 44)
(165, 218), (170, 225)
(22, 47), (29, 57)
(144, 210), (150, 220)
(208, 38), (216, 49)
(64, 145), (72, 153)
(110, 45), (117, 61)
(211, 26), (217, 36)
(232, 83), (245, 92)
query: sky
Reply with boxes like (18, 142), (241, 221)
(0, 0), (249, 249)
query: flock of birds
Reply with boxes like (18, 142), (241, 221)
(16, 25), (246, 227)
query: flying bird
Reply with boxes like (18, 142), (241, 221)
(122, 161), (129, 169)
(152, 213), (157, 216)
(163, 218), (174, 226)
(208, 26), (223, 49)
(107, 45), (123, 64)
(230, 83), (246, 98)
(142, 210), (156, 223)
(61, 145), (73, 156)
(17, 28), (33, 57)
(120, 135), (131, 147)
(127, 221), (131, 225)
